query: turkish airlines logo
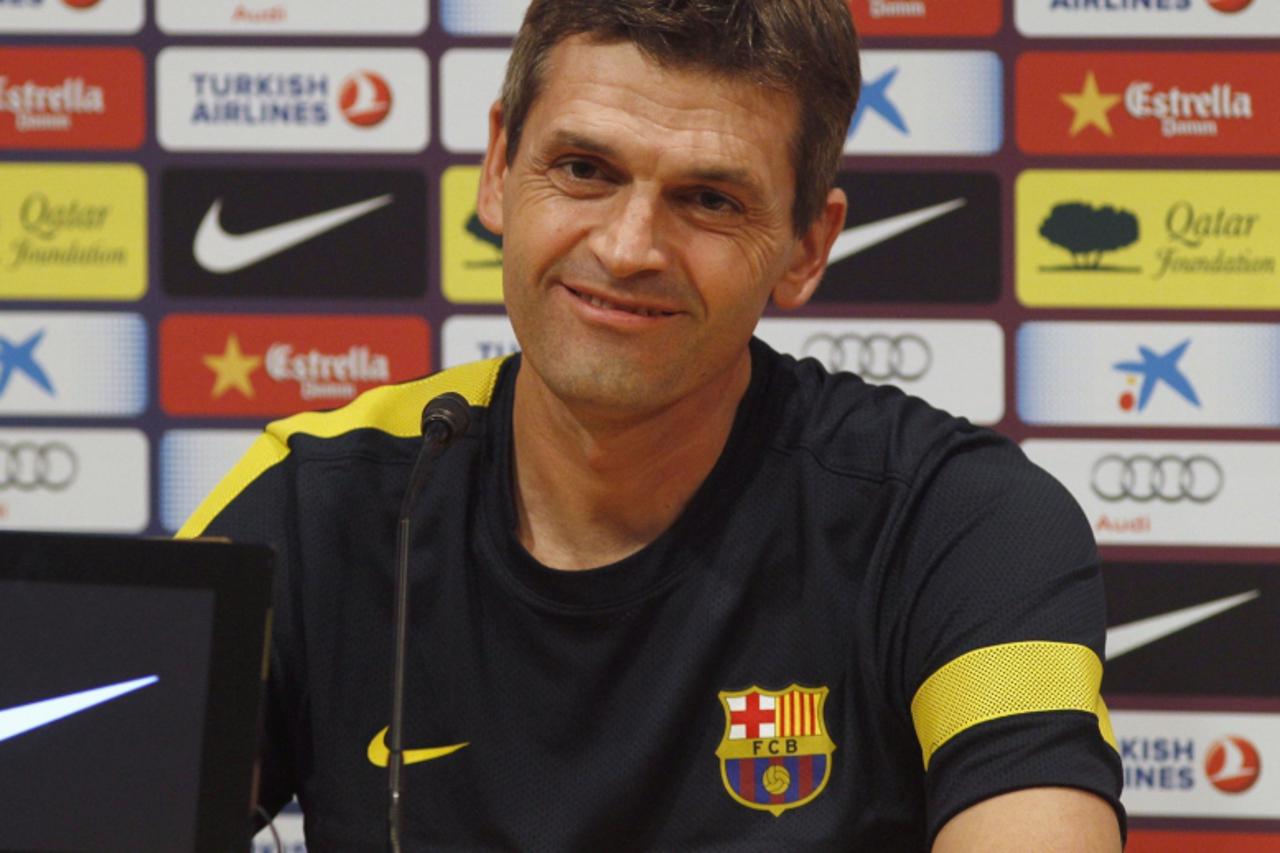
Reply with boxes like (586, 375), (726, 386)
(1091, 454), (1223, 503)
(0, 48), (143, 150)
(1205, 736), (1260, 794)
(63, 0), (103, 8)
(801, 333), (931, 382)
(0, 442), (77, 492)
(1207, 0), (1253, 12)
(156, 48), (427, 153)
(339, 71), (391, 127)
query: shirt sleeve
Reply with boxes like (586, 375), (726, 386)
(886, 438), (1125, 845)
(176, 430), (306, 820)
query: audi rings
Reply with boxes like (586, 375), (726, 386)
(801, 333), (932, 382)
(0, 442), (78, 492)
(1090, 454), (1223, 504)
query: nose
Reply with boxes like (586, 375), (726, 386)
(587, 187), (669, 280)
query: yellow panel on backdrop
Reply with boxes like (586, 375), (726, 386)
(0, 163), (147, 301)
(1016, 170), (1279, 309)
(441, 165), (504, 304)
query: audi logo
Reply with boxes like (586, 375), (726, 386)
(801, 333), (932, 382)
(0, 442), (78, 492)
(1090, 454), (1224, 504)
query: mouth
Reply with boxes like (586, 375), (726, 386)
(562, 284), (678, 319)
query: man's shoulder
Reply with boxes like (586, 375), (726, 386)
(760, 343), (1002, 487)
(175, 358), (508, 539)
(263, 357), (508, 453)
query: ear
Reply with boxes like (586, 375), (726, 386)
(476, 100), (509, 236)
(772, 188), (847, 310)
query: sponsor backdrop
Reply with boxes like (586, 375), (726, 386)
(2, 0), (1277, 848)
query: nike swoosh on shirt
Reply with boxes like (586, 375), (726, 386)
(366, 726), (468, 768)
(827, 198), (967, 265)
(1106, 590), (1260, 661)
(0, 675), (159, 745)
(193, 194), (394, 275)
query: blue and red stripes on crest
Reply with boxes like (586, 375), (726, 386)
(726, 755), (828, 805)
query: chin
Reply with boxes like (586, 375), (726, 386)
(534, 354), (680, 414)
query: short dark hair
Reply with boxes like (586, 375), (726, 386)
(501, 0), (860, 234)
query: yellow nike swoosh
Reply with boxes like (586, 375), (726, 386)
(366, 726), (468, 768)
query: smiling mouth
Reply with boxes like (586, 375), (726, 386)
(564, 285), (677, 318)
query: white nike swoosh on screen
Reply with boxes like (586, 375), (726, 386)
(827, 198), (967, 265)
(0, 675), (159, 745)
(1106, 590), (1259, 661)
(194, 194), (394, 275)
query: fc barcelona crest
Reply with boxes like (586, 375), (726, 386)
(715, 685), (836, 817)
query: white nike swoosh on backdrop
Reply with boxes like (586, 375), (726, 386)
(1105, 590), (1260, 660)
(0, 675), (159, 745)
(193, 194), (393, 274)
(827, 198), (967, 265)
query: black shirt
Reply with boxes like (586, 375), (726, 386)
(181, 339), (1124, 851)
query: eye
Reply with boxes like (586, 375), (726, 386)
(692, 189), (740, 214)
(559, 158), (603, 181)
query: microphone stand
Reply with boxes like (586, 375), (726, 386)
(388, 393), (470, 853)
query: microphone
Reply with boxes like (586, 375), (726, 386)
(387, 392), (471, 853)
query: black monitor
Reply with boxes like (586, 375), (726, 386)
(0, 532), (274, 853)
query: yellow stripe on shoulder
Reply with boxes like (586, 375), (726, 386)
(175, 358), (506, 540)
(909, 640), (1117, 769)
(265, 356), (505, 443)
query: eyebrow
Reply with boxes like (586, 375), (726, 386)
(545, 129), (767, 203)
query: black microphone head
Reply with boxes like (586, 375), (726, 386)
(421, 391), (472, 444)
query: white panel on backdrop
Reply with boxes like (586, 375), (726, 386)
(1017, 322), (1280, 428)
(0, 0), (143, 34)
(159, 430), (261, 533)
(440, 0), (530, 36)
(755, 318), (1005, 425)
(157, 48), (429, 153)
(441, 49), (510, 154)
(442, 315), (520, 369)
(844, 51), (1003, 156)
(0, 312), (146, 417)
(1024, 439), (1280, 547)
(0, 428), (148, 533)
(157, 0), (427, 35)
(1016, 0), (1280, 38)
(1112, 709), (1280, 819)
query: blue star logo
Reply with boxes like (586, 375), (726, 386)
(0, 330), (56, 399)
(849, 68), (908, 137)
(1113, 339), (1200, 412)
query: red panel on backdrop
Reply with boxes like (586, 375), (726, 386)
(1017, 52), (1280, 157)
(160, 314), (431, 417)
(1129, 830), (1280, 852)
(847, 0), (1001, 37)
(0, 47), (144, 150)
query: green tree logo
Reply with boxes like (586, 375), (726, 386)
(1039, 202), (1141, 273)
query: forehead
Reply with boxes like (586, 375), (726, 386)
(525, 37), (798, 184)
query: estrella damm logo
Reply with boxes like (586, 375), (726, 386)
(441, 165), (504, 304)
(1016, 170), (1280, 309)
(1017, 52), (1280, 157)
(716, 685), (835, 817)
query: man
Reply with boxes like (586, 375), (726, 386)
(181, 1), (1124, 849)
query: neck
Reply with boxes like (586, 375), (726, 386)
(510, 350), (752, 571)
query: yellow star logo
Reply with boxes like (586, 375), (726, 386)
(202, 334), (262, 399)
(1060, 71), (1122, 138)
